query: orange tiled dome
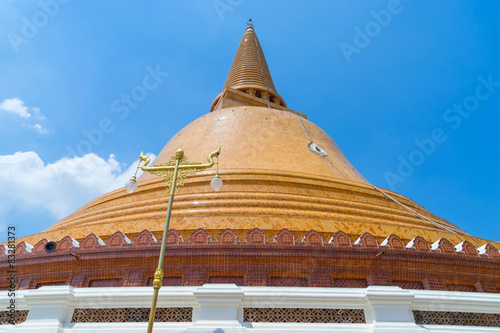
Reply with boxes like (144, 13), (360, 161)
(23, 105), (490, 248)
(17, 22), (495, 250)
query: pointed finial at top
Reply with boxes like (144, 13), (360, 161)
(210, 17), (288, 111)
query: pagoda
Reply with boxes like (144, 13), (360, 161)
(1, 21), (499, 332)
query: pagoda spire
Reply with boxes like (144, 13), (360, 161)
(211, 20), (288, 112)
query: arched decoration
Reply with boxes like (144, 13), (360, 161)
(32, 239), (48, 254)
(217, 229), (239, 244)
(431, 238), (456, 255)
(57, 236), (80, 251)
(274, 229), (296, 245)
(15, 242), (33, 255)
(246, 228), (266, 244)
(134, 229), (157, 246)
(166, 229), (183, 245)
(328, 231), (352, 247)
(80, 233), (105, 249)
(354, 232), (379, 248)
(107, 231), (131, 247)
(477, 244), (500, 259)
(406, 236), (431, 252)
(189, 228), (210, 245)
(455, 241), (479, 257)
(380, 234), (405, 250)
(302, 230), (324, 246)
(0, 244), (7, 257)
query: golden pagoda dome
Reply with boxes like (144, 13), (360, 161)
(18, 21), (495, 251)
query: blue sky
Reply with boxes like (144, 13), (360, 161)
(0, 0), (499, 244)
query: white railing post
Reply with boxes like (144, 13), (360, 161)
(186, 284), (247, 332)
(9, 286), (74, 333)
(364, 286), (428, 332)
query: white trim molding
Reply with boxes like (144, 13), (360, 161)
(1, 285), (499, 332)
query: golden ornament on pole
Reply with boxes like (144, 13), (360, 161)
(125, 147), (221, 333)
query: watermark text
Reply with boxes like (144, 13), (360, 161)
(6, 226), (16, 325)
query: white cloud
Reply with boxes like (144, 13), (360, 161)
(0, 98), (31, 118)
(31, 123), (49, 134)
(32, 107), (46, 120)
(0, 98), (49, 134)
(0, 151), (155, 221)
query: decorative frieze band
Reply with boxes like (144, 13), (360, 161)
(243, 307), (366, 323)
(0, 310), (28, 325)
(413, 310), (500, 327)
(4, 228), (500, 260)
(71, 307), (192, 323)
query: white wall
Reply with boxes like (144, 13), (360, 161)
(1, 284), (499, 333)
